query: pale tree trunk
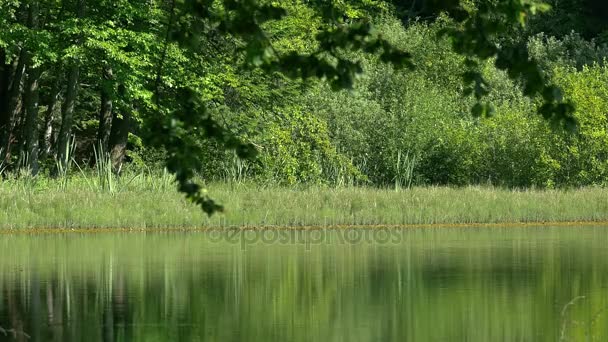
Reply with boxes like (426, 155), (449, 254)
(108, 109), (130, 174)
(56, 65), (78, 168)
(41, 76), (61, 160)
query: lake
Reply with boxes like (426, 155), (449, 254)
(1, 226), (607, 341)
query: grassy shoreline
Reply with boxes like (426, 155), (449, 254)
(1, 174), (607, 229)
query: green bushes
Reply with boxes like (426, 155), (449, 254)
(551, 64), (608, 185)
(201, 104), (360, 185)
(294, 19), (608, 189)
(2, 0), (607, 195)
(140, 16), (608, 189)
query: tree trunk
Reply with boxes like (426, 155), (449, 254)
(56, 0), (86, 169)
(23, 66), (41, 174)
(97, 66), (113, 151)
(0, 49), (10, 139)
(56, 66), (78, 168)
(41, 76), (61, 160)
(108, 110), (130, 174)
(1, 49), (26, 162)
(23, 0), (41, 174)
(0, 49), (10, 168)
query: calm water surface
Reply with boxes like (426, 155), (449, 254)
(1, 227), (608, 341)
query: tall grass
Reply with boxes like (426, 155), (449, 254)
(222, 151), (252, 184)
(0, 175), (607, 229)
(55, 135), (77, 191)
(394, 151), (416, 191)
(92, 143), (114, 192)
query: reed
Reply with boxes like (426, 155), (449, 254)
(0, 177), (607, 229)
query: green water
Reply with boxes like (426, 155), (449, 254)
(1, 227), (608, 341)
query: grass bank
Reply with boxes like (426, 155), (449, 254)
(0, 173), (607, 229)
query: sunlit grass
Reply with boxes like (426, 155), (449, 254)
(0, 174), (607, 229)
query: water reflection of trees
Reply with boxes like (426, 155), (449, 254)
(0, 229), (607, 341)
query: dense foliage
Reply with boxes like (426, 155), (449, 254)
(1, 0), (607, 210)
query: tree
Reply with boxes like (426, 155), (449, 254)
(56, 0), (86, 170)
(147, 0), (576, 214)
(23, 0), (41, 174)
(0, 0), (584, 214)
